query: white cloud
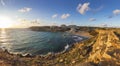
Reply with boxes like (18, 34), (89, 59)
(52, 14), (58, 18)
(113, 9), (120, 15)
(0, 0), (5, 6)
(61, 13), (70, 19)
(89, 18), (96, 21)
(77, 2), (90, 15)
(18, 7), (32, 13)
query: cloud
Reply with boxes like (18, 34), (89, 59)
(91, 5), (104, 13)
(18, 18), (41, 26)
(108, 9), (120, 19)
(101, 24), (108, 27)
(89, 18), (96, 21)
(77, 2), (90, 15)
(61, 13), (70, 19)
(0, 0), (5, 6)
(18, 19), (40, 23)
(18, 7), (32, 13)
(113, 9), (120, 15)
(18, 19), (30, 23)
(52, 13), (70, 19)
(31, 19), (41, 24)
(52, 14), (58, 18)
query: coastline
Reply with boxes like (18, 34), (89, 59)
(0, 30), (91, 56)
(67, 31), (93, 38)
(0, 30), (92, 66)
(1, 29), (120, 66)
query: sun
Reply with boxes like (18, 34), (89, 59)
(0, 16), (13, 28)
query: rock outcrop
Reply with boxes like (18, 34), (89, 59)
(76, 30), (120, 66)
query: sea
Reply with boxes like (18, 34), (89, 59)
(0, 28), (87, 56)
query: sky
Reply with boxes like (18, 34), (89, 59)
(0, 0), (120, 28)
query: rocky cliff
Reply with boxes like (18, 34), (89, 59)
(75, 29), (120, 66)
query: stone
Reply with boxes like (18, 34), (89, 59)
(59, 59), (63, 62)
(72, 60), (76, 64)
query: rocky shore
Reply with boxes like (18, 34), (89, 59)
(0, 28), (120, 66)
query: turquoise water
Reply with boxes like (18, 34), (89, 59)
(0, 28), (86, 55)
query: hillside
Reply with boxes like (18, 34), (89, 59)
(76, 29), (120, 66)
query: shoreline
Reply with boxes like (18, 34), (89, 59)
(0, 30), (90, 57)
(0, 30), (93, 66)
(67, 30), (93, 38)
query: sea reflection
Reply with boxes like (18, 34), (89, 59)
(0, 28), (7, 38)
(0, 28), (11, 50)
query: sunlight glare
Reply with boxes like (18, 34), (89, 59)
(0, 16), (13, 28)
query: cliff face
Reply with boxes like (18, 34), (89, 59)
(76, 30), (120, 66)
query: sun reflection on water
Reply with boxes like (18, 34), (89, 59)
(0, 28), (6, 38)
(0, 28), (11, 50)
